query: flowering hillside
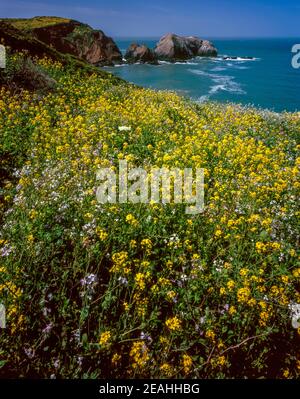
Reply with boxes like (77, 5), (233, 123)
(0, 56), (299, 378)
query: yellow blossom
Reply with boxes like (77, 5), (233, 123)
(165, 316), (182, 331)
(99, 331), (111, 346)
(182, 354), (193, 374)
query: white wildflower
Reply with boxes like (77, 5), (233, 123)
(118, 126), (131, 132)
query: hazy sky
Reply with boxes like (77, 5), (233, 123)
(1, 0), (300, 37)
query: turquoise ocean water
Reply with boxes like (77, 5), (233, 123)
(104, 38), (300, 112)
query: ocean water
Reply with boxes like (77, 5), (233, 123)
(104, 38), (300, 112)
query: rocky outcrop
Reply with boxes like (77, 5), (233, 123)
(196, 39), (218, 56)
(0, 20), (124, 87)
(12, 58), (57, 91)
(0, 20), (65, 61)
(125, 43), (158, 64)
(154, 33), (217, 61)
(30, 20), (122, 66)
(2, 17), (122, 66)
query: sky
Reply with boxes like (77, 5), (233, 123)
(1, 0), (300, 38)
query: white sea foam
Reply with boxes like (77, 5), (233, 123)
(222, 56), (260, 62)
(189, 69), (246, 102)
(234, 65), (250, 70)
(211, 66), (227, 72)
(225, 62), (250, 69)
(175, 61), (198, 65)
(158, 60), (172, 65)
(158, 60), (198, 65)
(212, 57), (224, 62)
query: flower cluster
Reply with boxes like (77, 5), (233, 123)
(0, 55), (299, 378)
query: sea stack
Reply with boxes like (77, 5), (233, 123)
(154, 33), (217, 61)
(125, 43), (158, 64)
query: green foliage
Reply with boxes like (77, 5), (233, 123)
(0, 54), (299, 379)
(1, 17), (72, 31)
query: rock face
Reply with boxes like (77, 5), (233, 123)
(154, 33), (217, 61)
(30, 20), (122, 65)
(2, 17), (122, 66)
(13, 58), (57, 91)
(125, 43), (158, 64)
(0, 20), (63, 61)
(0, 20), (123, 91)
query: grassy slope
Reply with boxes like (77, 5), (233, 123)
(1, 16), (72, 30)
(0, 50), (299, 378)
(0, 26), (124, 223)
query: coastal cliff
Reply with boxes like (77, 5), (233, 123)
(1, 16), (122, 66)
(1, 17), (217, 65)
